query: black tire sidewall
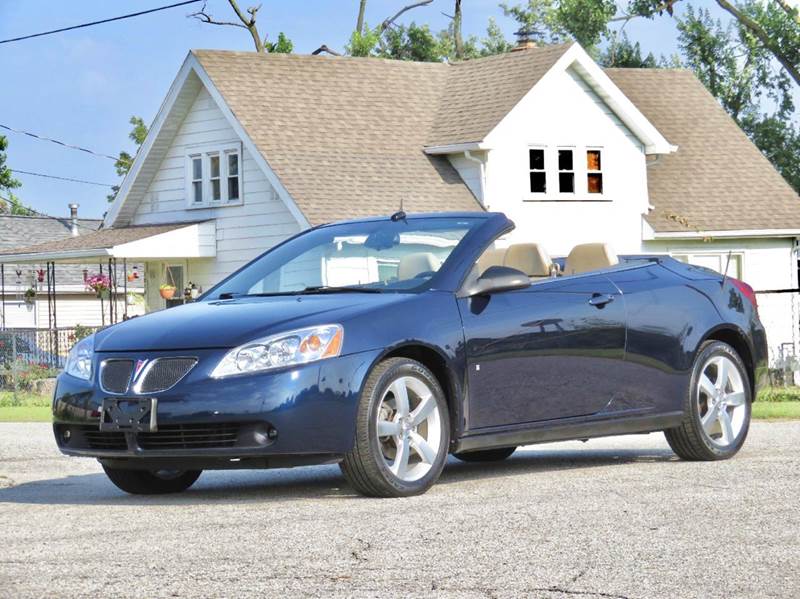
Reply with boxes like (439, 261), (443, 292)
(688, 341), (752, 459)
(365, 360), (449, 495)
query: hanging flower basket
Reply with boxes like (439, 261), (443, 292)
(159, 284), (176, 300)
(85, 273), (111, 299)
(23, 287), (36, 306)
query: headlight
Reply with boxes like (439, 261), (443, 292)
(64, 334), (94, 381)
(210, 325), (344, 378)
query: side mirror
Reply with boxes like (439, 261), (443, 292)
(462, 265), (530, 297)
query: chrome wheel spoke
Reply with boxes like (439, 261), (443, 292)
(701, 404), (719, 434)
(390, 380), (410, 418)
(699, 374), (716, 398)
(377, 419), (400, 437)
(409, 431), (436, 464)
(715, 357), (730, 391)
(391, 436), (410, 478)
(410, 392), (435, 426)
(718, 409), (734, 444)
(726, 391), (746, 407)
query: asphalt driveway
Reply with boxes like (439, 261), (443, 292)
(0, 422), (797, 598)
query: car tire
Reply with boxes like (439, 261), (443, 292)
(452, 447), (516, 462)
(102, 466), (202, 495)
(664, 340), (751, 461)
(340, 357), (450, 497)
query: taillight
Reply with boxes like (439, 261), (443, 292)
(730, 278), (758, 312)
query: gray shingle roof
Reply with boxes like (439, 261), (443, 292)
(607, 68), (800, 233)
(0, 216), (152, 289)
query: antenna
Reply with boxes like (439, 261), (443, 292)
(390, 196), (406, 222)
(721, 250), (733, 287)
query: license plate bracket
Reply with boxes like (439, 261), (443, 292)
(100, 398), (157, 432)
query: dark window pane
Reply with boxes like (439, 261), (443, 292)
(228, 153), (239, 176)
(559, 172), (574, 193)
(192, 158), (202, 181)
(587, 150), (601, 171)
(530, 171), (546, 193)
(210, 155), (220, 178)
(228, 176), (239, 201)
(588, 173), (603, 194)
(211, 179), (221, 201)
(193, 181), (202, 203)
(558, 149), (573, 171)
(529, 149), (544, 170)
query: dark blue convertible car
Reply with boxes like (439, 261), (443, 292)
(53, 212), (767, 497)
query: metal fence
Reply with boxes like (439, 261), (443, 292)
(0, 327), (90, 391)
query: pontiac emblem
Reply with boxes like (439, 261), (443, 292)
(133, 359), (148, 381)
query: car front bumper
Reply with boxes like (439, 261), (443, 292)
(53, 348), (381, 470)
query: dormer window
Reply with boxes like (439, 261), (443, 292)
(529, 148), (546, 193)
(587, 150), (603, 194)
(185, 141), (243, 207)
(525, 146), (608, 201)
(558, 149), (575, 193)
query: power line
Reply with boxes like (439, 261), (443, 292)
(0, 124), (118, 161)
(11, 169), (116, 188)
(0, 0), (203, 45)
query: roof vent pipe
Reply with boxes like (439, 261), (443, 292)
(69, 203), (79, 236)
(512, 28), (538, 51)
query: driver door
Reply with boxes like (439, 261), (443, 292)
(457, 273), (627, 430)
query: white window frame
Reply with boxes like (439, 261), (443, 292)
(185, 141), (243, 208)
(671, 251), (744, 279)
(525, 145), (610, 202)
(557, 146), (576, 195)
(586, 147), (604, 196)
(527, 146), (547, 195)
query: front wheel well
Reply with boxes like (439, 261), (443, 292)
(382, 345), (460, 441)
(702, 328), (756, 399)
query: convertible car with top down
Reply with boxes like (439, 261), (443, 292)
(53, 211), (767, 497)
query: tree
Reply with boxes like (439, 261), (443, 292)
(107, 116), (148, 203)
(599, 32), (659, 67)
(500, 0), (618, 49)
(190, 0), (293, 53)
(0, 135), (30, 215)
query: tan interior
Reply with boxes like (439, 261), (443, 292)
(563, 243), (619, 275)
(476, 247), (507, 274)
(503, 243), (554, 278)
(398, 252), (439, 280)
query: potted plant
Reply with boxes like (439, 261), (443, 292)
(159, 283), (176, 300)
(23, 287), (36, 306)
(85, 273), (111, 299)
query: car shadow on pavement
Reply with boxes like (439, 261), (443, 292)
(0, 445), (676, 506)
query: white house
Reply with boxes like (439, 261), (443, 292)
(3, 42), (798, 366)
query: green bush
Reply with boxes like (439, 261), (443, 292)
(757, 386), (800, 402)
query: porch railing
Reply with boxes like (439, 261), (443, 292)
(0, 328), (92, 390)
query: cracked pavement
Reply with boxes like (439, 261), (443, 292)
(0, 422), (798, 598)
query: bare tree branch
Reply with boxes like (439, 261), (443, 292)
(190, 0), (265, 52)
(452, 0), (464, 59)
(356, 0), (368, 35)
(380, 0), (433, 32)
(716, 0), (800, 87)
(312, 44), (342, 56)
(774, 0), (800, 24)
(609, 0), (679, 22)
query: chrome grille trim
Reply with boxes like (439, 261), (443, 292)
(132, 357), (198, 394)
(99, 359), (134, 395)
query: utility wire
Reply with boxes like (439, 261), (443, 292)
(11, 169), (116, 188)
(0, 124), (117, 161)
(0, 0), (204, 45)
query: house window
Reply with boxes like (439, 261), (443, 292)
(558, 149), (575, 193)
(185, 142), (243, 207)
(191, 158), (203, 203)
(529, 149), (546, 193)
(587, 150), (603, 194)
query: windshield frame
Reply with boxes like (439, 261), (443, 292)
(200, 213), (498, 301)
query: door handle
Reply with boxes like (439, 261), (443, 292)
(588, 293), (615, 308)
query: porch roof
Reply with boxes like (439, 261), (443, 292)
(0, 221), (215, 264)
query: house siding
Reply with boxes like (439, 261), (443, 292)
(480, 65), (650, 256)
(130, 86), (302, 300)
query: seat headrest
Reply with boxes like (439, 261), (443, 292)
(564, 243), (618, 275)
(477, 247), (507, 274)
(504, 243), (553, 277)
(398, 252), (439, 280)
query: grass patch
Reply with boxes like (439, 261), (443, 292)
(752, 401), (800, 420)
(756, 386), (800, 402)
(0, 405), (51, 422)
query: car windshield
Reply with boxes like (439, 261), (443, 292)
(207, 216), (483, 297)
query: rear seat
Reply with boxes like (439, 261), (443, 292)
(563, 243), (618, 275)
(504, 243), (555, 280)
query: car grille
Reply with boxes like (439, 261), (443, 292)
(79, 426), (128, 451)
(100, 360), (134, 394)
(137, 423), (241, 450)
(137, 358), (197, 393)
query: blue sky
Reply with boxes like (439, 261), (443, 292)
(0, 0), (735, 219)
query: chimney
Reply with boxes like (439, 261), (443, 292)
(512, 28), (538, 52)
(69, 203), (79, 236)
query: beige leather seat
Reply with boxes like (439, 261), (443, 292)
(476, 247), (507, 275)
(504, 243), (554, 279)
(563, 243), (618, 275)
(398, 252), (439, 280)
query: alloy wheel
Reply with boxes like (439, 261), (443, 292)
(376, 375), (443, 482)
(696, 355), (747, 448)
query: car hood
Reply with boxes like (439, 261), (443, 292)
(94, 293), (409, 352)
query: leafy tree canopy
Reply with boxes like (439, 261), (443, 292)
(108, 116), (148, 203)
